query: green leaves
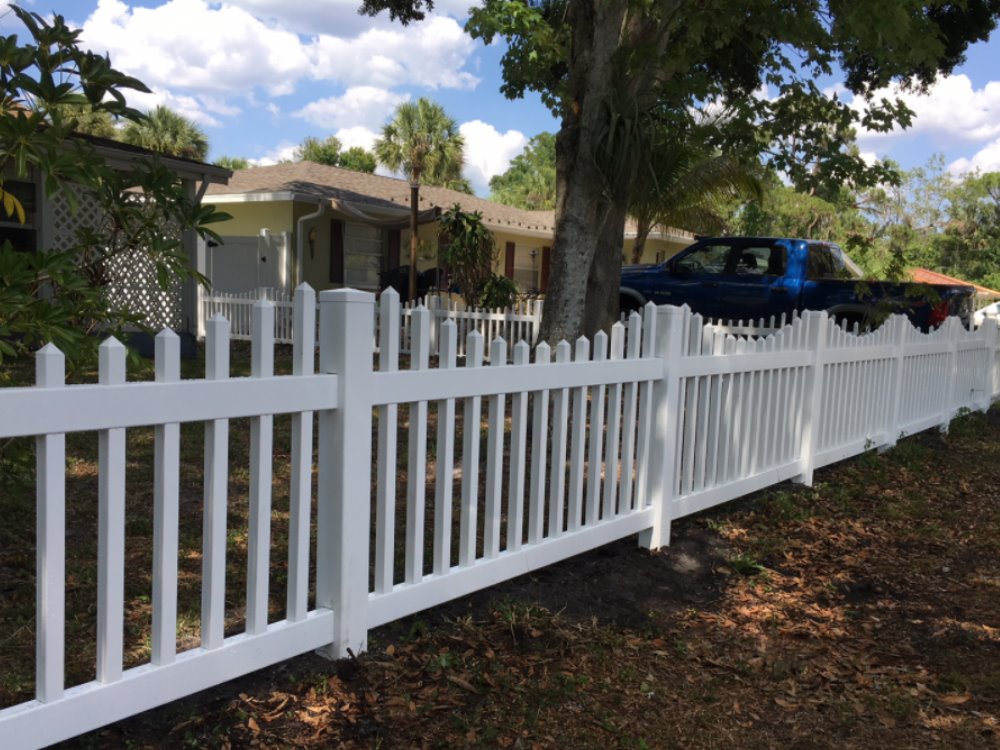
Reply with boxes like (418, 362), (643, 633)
(438, 205), (498, 307)
(0, 3), (230, 374)
(489, 132), (556, 210)
(373, 98), (465, 187)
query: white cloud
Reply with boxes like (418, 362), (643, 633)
(855, 74), (1000, 145)
(308, 16), (479, 90)
(127, 87), (224, 127)
(80, 0), (311, 96)
(294, 87), (409, 130)
(252, 141), (299, 166)
(949, 138), (1000, 176)
(222, 0), (480, 35)
(335, 126), (379, 151)
(77, 0), (479, 104)
(858, 150), (879, 166)
(459, 120), (528, 195)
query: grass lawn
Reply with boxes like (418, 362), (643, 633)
(2, 343), (999, 748)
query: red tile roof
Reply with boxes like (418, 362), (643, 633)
(907, 268), (1000, 298)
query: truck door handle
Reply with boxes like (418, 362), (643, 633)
(701, 281), (719, 288)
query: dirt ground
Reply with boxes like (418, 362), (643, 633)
(44, 405), (1000, 750)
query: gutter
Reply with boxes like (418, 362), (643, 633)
(295, 199), (327, 287)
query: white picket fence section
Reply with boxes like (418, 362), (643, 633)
(200, 288), (544, 357)
(2, 283), (999, 749)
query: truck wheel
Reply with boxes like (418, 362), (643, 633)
(619, 295), (642, 318)
(834, 313), (870, 334)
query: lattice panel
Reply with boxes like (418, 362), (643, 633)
(48, 183), (104, 250)
(105, 248), (184, 330)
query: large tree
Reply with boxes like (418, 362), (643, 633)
(122, 105), (209, 161)
(373, 97), (466, 299)
(936, 171), (1000, 289)
(489, 131), (556, 209)
(361, 0), (1000, 341)
(297, 135), (377, 173)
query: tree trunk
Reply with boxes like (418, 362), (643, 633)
(583, 205), (626, 338)
(631, 215), (652, 264)
(538, 0), (631, 345)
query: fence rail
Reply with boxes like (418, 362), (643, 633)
(2, 283), (998, 748)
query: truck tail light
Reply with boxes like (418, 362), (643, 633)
(928, 300), (949, 328)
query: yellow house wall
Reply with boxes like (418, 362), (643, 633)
(217, 201), (296, 237)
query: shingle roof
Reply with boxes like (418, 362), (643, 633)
(205, 161), (557, 235)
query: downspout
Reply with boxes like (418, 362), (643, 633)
(295, 199), (327, 287)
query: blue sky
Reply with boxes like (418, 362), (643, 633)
(5, 1), (1000, 195)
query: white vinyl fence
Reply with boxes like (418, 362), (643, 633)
(2, 284), (999, 749)
(199, 287), (544, 357)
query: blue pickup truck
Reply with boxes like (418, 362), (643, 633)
(619, 237), (976, 330)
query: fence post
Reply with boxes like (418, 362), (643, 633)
(532, 299), (544, 345)
(940, 318), (960, 433)
(316, 289), (374, 659)
(982, 317), (999, 411)
(639, 305), (686, 550)
(882, 315), (908, 450)
(793, 310), (829, 486)
(427, 294), (440, 356)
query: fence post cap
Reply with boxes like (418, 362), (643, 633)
(319, 288), (375, 305)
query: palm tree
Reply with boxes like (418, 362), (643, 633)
(122, 105), (209, 161)
(629, 136), (763, 263)
(374, 98), (465, 300)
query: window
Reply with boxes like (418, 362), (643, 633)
(734, 244), (785, 277)
(674, 243), (731, 275)
(343, 222), (383, 289)
(0, 179), (38, 252)
(807, 243), (862, 280)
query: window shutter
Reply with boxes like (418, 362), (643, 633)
(387, 229), (401, 270)
(541, 246), (551, 292)
(504, 241), (515, 278)
(330, 219), (344, 284)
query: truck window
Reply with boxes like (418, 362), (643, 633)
(807, 244), (863, 280)
(674, 243), (731, 275)
(733, 244), (785, 276)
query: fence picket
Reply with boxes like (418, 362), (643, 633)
(633, 304), (657, 506)
(484, 338), (508, 557)
(152, 331), (180, 666)
(287, 284), (316, 621)
(460, 332), (485, 565)
(548, 341), (571, 536)
(434, 322), (458, 575)
(375, 290), (400, 593)
(35, 345), (65, 702)
(506, 341), (531, 551)
(201, 316), (230, 648)
(247, 300), (276, 635)
(567, 337), (590, 530)
(585, 332), (608, 525)
(406, 308), (431, 583)
(528, 342), (551, 543)
(619, 314), (641, 512)
(97, 339), (126, 684)
(603, 325), (625, 518)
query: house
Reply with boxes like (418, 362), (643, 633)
(908, 268), (1000, 306)
(2, 133), (232, 332)
(202, 161), (694, 298)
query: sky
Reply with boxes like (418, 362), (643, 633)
(4, 0), (1000, 196)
